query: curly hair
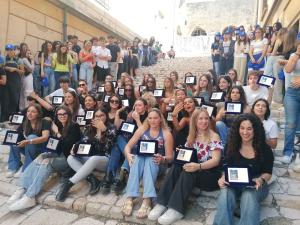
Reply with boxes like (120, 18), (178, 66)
(251, 98), (270, 120)
(226, 113), (266, 163)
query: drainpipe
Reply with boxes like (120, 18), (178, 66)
(63, 7), (67, 42)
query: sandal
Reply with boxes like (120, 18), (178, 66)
(136, 202), (152, 219)
(122, 199), (133, 217)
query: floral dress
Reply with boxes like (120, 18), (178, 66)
(192, 140), (223, 163)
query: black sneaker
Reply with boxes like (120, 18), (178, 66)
(101, 172), (113, 195)
(112, 169), (128, 194)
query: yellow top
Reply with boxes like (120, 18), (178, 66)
(52, 53), (73, 72)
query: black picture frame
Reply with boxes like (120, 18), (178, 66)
(118, 88), (125, 96)
(10, 114), (25, 125)
(224, 165), (255, 188)
(112, 81), (117, 88)
(52, 96), (64, 105)
(75, 143), (92, 156)
(209, 91), (225, 102)
(185, 76), (197, 85)
(122, 99), (129, 107)
(97, 86), (105, 93)
(76, 116), (86, 126)
(3, 130), (20, 145)
(174, 147), (198, 165)
(225, 102), (243, 114)
(46, 137), (60, 152)
(167, 112), (174, 121)
(201, 104), (216, 117)
(153, 89), (165, 98)
(137, 140), (158, 156)
(85, 110), (94, 120)
(257, 75), (276, 87)
(120, 122), (136, 134)
(194, 97), (204, 106)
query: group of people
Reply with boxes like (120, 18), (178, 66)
(0, 22), (299, 225)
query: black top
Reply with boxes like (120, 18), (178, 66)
(174, 112), (189, 147)
(225, 143), (274, 177)
(57, 123), (81, 157)
(122, 111), (148, 140)
(18, 118), (51, 137)
(106, 44), (120, 62)
(72, 45), (81, 55)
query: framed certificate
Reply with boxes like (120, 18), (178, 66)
(194, 97), (204, 106)
(75, 143), (92, 156)
(139, 85), (146, 93)
(201, 104), (216, 117)
(209, 92), (225, 102)
(185, 76), (197, 85)
(224, 165), (255, 188)
(3, 131), (20, 145)
(118, 88), (125, 96)
(122, 99), (129, 107)
(225, 102), (243, 114)
(258, 75), (276, 87)
(167, 112), (174, 121)
(10, 114), (25, 125)
(46, 137), (60, 152)
(137, 140), (158, 156)
(174, 147), (198, 165)
(153, 89), (164, 98)
(120, 122), (136, 134)
(85, 110), (94, 120)
(112, 81), (117, 88)
(76, 116), (86, 126)
(97, 86), (105, 93)
(104, 95), (110, 103)
(52, 96), (64, 105)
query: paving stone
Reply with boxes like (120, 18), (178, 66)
(86, 202), (111, 217)
(280, 207), (300, 220)
(44, 195), (75, 210)
(205, 210), (216, 225)
(0, 181), (16, 196)
(200, 190), (219, 199)
(72, 217), (105, 225)
(69, 181), (90, 198)
(104, 220), (118, 225)
(196, 196), (217, 209)
(115, 196), (126, 207)
(260, 206), (279, 221)
(109, 206), (123, 220)
(273, 194), (300, 210)
(86, 193), (118, 205)
(174, 220), (204, 225)
(36, 191), (52, 204)
(292, 220), (300, 225)
(72, 197), (87, 212)
(20, 209), (78, 225)
(0, 212), (28, 225)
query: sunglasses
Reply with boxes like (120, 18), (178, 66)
(110, 100), (120, 104)
(79, 83), (86, 87)
(57, 113), (68, 117)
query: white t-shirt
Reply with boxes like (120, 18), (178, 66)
(243, 85), (269, 106)
(250, 38), (268, 55)
(263, 119), (279, 140)
(91, 46), (111, 69)
(49, 88), (76, 97)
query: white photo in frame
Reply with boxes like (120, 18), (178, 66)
(46, 137), (59, 151)
(121, 122), (135, 133)
(76, 144), (91, 155)
(85, 111), (94, 120)
(122, 99), (129, 107)
(176, 149), (193, 162)
(3, 131), (19, 145)
(76, 116), (86, 126)
(104, 95), (110, 103)
(194, 97), (204, 106)
(112, 81), (117, 88)
(225, 102), (243, 114)
(98, 86), (105, 93)
(52, 96), (64, 105)
(153, 89), (164, 97)
(201, 104), (215, 117)
(258, 75), (276, 87)
(139, 85), (146, 93)
(185, 76), (196, 85)
(167, 112), (174, 121)
(10, 114), (24, 125)
(118, 88), (125, 96)
(210, 92), (224, 101)
(138, 140), (157, 155)
(227, 167), (249, 183)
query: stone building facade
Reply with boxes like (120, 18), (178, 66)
(0, 0), (141, 53)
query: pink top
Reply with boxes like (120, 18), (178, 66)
(79, 51), (93, 63)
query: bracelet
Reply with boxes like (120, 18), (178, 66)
(29, 139), (33, 144)
(199, 163), (202, 171)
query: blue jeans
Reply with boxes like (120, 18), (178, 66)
(54, 71), (70, 89)
(125, 155), (160, 198)
(71, 64), (78, 89)
(18, 156), (53, 197)
(213, 185), (269, 225)
(107, 135), (130, 177)
(43, 66), (55, 96)
(32, 65), (41, 96)
(283, 87), (300, 156)
(213, 61), (221, 76)
(79, 62), (94, 91)
(8, 134), (44, 172)
(216, 121), (229, 147)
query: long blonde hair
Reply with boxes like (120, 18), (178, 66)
(186, 108), (211, 147)
(143, 108), (169, 131)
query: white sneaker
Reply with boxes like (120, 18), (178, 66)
(7, 188), (26, 204)
(13, 168), (23, 178)
(275, 154), (293, 164)
(158, 208), (184, 225)
(8, 196), (36, 211)
(6, 170), (16, 178)
(148, 204), (167, 221)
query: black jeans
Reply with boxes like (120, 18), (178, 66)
(157, 163), (220, 214)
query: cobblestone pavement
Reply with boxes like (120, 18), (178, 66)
(0, 57), (299, 225)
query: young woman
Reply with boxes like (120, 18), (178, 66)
(227, 68), (241, 86)
(122, 109), (173, 219)
(52, 43), (73, 89)
(7, 104), (51, 177)
(184, 72), (196, 97)
(234, 32), (249, 84)
(251, 98), (278, 149)
(122, 84), (136, 112)
(56, 108), (117, 201)
(130, 40), (139, 77)
(169, 71), (181, 88)
(248, 27), (268, 72)
(149, 109), (222, 224)
(19, 49), (34, 111)
(67, 41), (79, 89)
(63, 90), (83, 119)
(220, 30), (235, 75)
(79, 40), (95, 91)
(211, 32), (222, 76)
(213, 114), (274, 225)
(83, 95), (98, 111)
(160, 77), (176, 114)
(104, 98), (149, 194)
(2, 44), (24, 121)
(216, 86), (250, 146)
(216, 75), (232, 97)
(41, 41), (55, 96)
(194, 73), (213, 103)
(8, 106), (81, 211)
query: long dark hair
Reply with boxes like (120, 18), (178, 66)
(63, 91), (80, 117)
(226, 113), (266, 163)
(251, 98), (270, 120)
(227, 86), (247, 105)
(23, 103), (43, 137)
(107, 94), (122, 112)
(54, 105), (73, 138)
(216, 75), (232, 94)
(42, 41), (53, 60)
(85, 108), (109, 140)
(57, 43), (68, 64)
